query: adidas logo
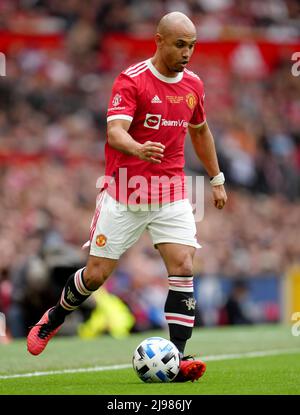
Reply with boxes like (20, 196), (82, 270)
(151, 95), (162, 104)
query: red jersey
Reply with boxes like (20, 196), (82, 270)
(105, 59), (206, 204)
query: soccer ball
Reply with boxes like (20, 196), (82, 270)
(132, 337), (180, 383)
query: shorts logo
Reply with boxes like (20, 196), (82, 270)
(112, 93), (122, 107)
(96, 234), (107, 247)
(186, 93), (197, 110)
(144, 113), (162, 129)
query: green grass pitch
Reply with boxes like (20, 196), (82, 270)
(0, 324), (299, 395)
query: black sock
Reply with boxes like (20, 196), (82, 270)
(164, 275), (196, 355)
(49, 268), (96, 327)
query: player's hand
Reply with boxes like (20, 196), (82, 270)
(212, 184), (227, 209)
(134, 141), (165, 164)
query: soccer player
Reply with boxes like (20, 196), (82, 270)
(27, 11), (227, 382)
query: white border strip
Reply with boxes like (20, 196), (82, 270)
(0, 348), (299, 380)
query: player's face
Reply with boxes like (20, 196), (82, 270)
(160, 32), (197, 74)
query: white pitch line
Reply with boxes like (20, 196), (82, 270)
(0, 363), (130, 380)
(201, 348), (300, 361)
(0, 348), (299, 380)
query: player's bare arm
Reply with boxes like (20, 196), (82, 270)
(189, 121), (227, 209)
(107, 119), (165, 164)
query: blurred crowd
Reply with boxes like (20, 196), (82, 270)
(0, 0), (300, 337)
(0, 0), (299, 40)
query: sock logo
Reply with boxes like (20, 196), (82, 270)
(66, 286), (78, 303)
(181, 298), (196, 311)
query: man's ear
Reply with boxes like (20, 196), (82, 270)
(155, 33), (163, 48)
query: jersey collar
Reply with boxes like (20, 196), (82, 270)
(147, 59), (183, 84)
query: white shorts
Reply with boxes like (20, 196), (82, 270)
(86, 191), (201, 259)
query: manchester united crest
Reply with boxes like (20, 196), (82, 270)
(96, 234), (107, 247)
(186, 93), (197, 110)
(112, 93), (122, 107)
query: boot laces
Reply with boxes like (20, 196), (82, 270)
(182, 354), (196, 361)
(28, 323), (54, 339)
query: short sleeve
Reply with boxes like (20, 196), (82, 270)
(189, 82), (206, 128)
(107, 73), (137, 123)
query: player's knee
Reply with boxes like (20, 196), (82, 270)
(171, 254), (193, 276)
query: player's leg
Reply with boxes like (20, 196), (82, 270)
(157, 242), (206, 382)
(27, 191), (148, 355)
(27, 256), (117, 355)
(148, 199), (206, 381)
(48, 255), (118, 325)
(156, 242), (196, 356)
